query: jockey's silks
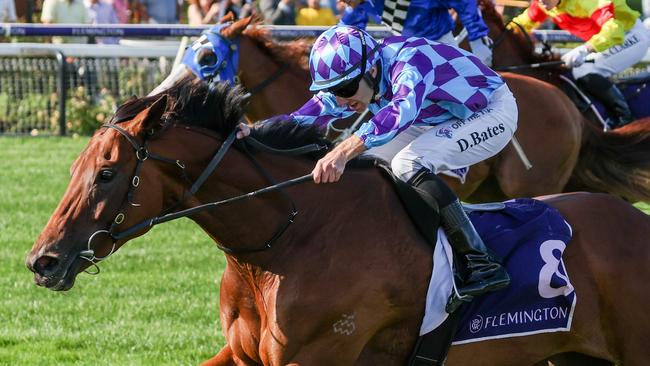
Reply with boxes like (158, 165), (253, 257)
(287, 37), (504, 149)
(513, 0), (640, 52)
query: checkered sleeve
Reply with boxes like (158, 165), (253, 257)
(354, 66), (428, 148)
(290, 92), (356, 130)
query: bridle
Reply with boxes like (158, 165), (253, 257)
(492, 20), (534, 52)
(80, 122), (326, 273)
(184, 24), (289, 101)
(491, 20), (561, 72)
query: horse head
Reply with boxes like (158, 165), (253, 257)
(477, 0), (543, 69)
(26, 78), (247, 291)
(151, 16), (311, 120)
(150, 16), (253, 96)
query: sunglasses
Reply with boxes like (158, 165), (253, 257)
(328, 75), (362, 98)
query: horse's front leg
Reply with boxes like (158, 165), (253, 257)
(201, 345), (237, 366)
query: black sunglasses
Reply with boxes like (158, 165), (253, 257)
(328, 74), (363, 98)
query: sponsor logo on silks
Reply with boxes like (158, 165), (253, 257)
(457, 123), (506, 152)
(436, 127), (453, 139)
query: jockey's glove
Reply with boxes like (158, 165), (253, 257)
(469, 36), (494, 67)
(561, 44), (590, 68)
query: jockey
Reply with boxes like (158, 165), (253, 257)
(238, 25), (517, 312)
(512, 0), (650, 129)
(338, 0), (494, 66)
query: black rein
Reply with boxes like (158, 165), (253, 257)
(100, 123), (325, 255)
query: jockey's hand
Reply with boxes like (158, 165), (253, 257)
(236, 123), (250, 139)
(313, 150), (348, 184)
(469, 36), (494, 66)
(562, 45), (591, 68)
(338, 0), (363, 8)
(312, 134), (367, 184)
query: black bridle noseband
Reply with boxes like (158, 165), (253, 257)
(80, 123), (325, 273)
(491, 20), (563, 72)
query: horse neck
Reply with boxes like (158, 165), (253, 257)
(176, 134), (319, 263)
(188, 145), (421, 269)
(238, 36), (312, 121)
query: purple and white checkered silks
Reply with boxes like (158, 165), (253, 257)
(293, 36), (506, 149)
(309, 25), (380, 92)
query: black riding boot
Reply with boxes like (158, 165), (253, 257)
(577, 73), (634, 130)
(408, 169), (510, 313)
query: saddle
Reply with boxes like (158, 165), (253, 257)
(351, 157), (505, 366)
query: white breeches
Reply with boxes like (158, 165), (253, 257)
(572, 19), (650, 79)
(365, 84), (518, 182)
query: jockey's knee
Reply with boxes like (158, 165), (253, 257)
(391, 151), (424, 182)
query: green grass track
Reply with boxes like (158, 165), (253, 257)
(1, 137), (226, 365)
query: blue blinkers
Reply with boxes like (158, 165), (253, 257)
(181, 23), (240, 83)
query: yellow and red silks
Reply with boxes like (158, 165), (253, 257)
(512, 0), (640, 51)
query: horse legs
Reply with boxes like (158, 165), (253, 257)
(200, 345), (239, 366)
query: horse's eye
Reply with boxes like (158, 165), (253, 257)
(98, 169), (115, 183)
(198, 49), (218, 67)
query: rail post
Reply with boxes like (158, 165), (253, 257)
(55, 50), (67, 136)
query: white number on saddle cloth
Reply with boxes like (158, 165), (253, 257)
(538, 240), (575, 299)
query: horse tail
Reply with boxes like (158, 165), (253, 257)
(573, 117), (650, 202)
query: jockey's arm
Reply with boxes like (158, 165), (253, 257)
(585, 16), (627, 52)
(236, 93), (354, 139)
(510, 2), (548, 33)
(354, 68), (428, 149)
(445, 0), (489, 41)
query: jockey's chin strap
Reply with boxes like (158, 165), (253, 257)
(363, 60), (383, 103)
(81, 123), (326, 274)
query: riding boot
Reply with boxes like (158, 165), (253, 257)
(408, 169), (510, 313)
(577, 73), (634, 130)
(440, 200), (511, 301)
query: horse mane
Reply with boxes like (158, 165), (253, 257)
(243, 26), (311, 71)
(109, 76), (328, 155)
(110, 76), (246, 138)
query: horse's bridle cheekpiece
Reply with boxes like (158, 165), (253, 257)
(81, 122), (324, 274)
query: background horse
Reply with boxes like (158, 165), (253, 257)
(26, 78), (650, 365)
(160, 18), (650, 203)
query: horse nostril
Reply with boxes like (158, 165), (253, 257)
(33, 255), (60, 276)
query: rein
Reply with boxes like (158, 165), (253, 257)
(81, 123), (325, 273)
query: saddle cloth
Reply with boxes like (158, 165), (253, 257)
(420, 198), (577, 345)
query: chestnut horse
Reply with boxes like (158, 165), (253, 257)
(27, 78), (650, 365)
(156, 18), (650, 203)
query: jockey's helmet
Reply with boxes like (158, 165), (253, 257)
(309, 25), (381, 96)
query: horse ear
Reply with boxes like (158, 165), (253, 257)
(221, 16), (254, 38)
(132, 95), (168, 136)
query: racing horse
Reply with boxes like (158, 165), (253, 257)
(26, 77), (650, 365)
(155, 17), (650, 203)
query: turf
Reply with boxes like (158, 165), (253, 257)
(2, 136), (649, 365)
(0, 137), (226, 365)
